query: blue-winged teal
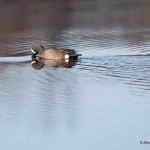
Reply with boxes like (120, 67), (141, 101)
(31, 58), (76, 69)
(31, 43), (81, 59)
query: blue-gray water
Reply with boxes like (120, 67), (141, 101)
(0, 0), (150, 150)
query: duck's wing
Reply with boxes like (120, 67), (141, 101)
(62, 48), (80, 55)
(53, 48), (75, 53)
(53, 48), (81, 57)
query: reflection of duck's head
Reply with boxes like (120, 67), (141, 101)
(31, 59), (44, 70)
(31, 57), (77, 70)
(31, 43), (81, 60)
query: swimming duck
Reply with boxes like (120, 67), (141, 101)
(31, 43), (81, 59)
(31, 57), (77, 69)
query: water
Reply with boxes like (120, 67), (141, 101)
(0, 0), (150, 149)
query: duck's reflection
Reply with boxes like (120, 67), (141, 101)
(31, 54), (77, 70)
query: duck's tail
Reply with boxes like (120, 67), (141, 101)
(69, 54), (82, 59)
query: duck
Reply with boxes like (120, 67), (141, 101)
(31, 43), (81, 60)
(31, 56), (77, 70)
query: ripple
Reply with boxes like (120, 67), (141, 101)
(0, 55), (31, 63)
(57, 28), (150, 56)
(0, 27), (150, 96)
(77, 55), (150, 93)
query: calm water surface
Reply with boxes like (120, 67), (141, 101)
(0, 0), (150, 150)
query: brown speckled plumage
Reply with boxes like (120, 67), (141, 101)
(31, 43), (81, 59)
(31, 55), (77, 69)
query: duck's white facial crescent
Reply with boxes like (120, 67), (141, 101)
(31, 48), (36, 53)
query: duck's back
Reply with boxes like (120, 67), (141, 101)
(39, 48), (79, 59)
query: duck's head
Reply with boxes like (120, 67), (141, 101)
(31, 43), (45, 54)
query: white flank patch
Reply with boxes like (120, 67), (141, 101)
(65, 54), (69, 59)
(65, 59), (69, 63)
(31, 48), (36, 53)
